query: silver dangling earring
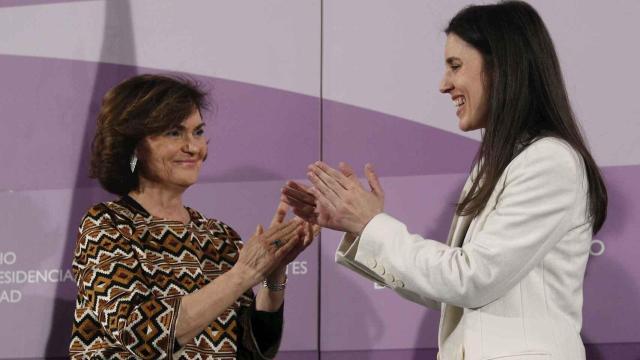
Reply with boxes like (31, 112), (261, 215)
(130, 154), (138, 173)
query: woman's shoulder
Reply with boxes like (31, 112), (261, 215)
(79, 200), (138, 230)
(505, 136), (586, 189)
(515, 136), (583, 170)
(525, 136), (578, 153)
(79, 202), (113, 227)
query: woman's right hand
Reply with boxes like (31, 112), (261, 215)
(233, 218), (305, 288)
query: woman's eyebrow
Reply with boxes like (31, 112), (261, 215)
(446, 57), (461, 65)
(174, 123), (206, 130)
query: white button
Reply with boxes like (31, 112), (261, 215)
(366, 258), (377, 268)
(393, 280), (405, 288)
(383, 273), (395, 283)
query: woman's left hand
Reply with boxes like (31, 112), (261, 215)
(304, 161), (385, 235)
(265, 201), (319, 283)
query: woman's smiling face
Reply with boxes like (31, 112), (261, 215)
(439, 33), (490, 132)
(137, 110), (208, 190)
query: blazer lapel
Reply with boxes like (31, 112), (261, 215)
(439, 172), (475, 349)
(446, 173), (475, 247)
(450, 214), (473, 248)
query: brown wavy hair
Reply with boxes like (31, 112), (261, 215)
(90, 74), (208, 196)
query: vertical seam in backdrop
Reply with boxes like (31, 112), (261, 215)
(318, 0), (324, 358)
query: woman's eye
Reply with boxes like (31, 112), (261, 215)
(166, 130), (181, 137)
(195, 128), (205, 136)
(451, 64), (461, 71)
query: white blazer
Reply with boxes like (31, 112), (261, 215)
(336, 137), (592, 360)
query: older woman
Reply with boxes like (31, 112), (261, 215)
(69, 74), (315, 359)
(283, 1), (607, 359)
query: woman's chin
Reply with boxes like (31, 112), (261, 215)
(458, 120), (471, 132)
(458, 118), (484, 132)
(170, 175), (199, 189)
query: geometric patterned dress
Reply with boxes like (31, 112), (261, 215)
(69, 196), (283, 359)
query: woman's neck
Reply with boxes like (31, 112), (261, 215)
(128, 178), (190, 223)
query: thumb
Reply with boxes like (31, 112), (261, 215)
(365, 163), (384, 197)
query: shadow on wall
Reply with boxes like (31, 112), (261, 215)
(45, 0), (139, 357)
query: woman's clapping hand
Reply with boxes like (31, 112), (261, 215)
(281, 161), (385, 235)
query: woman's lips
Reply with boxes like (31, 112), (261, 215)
(175, 160), (199, 167)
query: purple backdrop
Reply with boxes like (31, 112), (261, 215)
(0, 1), (639, 359)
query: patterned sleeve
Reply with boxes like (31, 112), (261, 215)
(212, 220), (284, 359)
(72, 204), (181, 359)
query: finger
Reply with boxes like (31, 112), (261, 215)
(281, 194), (315, 218)
(292, 207), (318, 224)
(307, 171), (340, 206)
(338, 162), (357, 181)
(282, 183), (316, 206)
(313, 161), (352, 190)
(305, 222), (312, 241)
(303, 224), (320, 247)
(280, 189), (316, 208)
(282, 222), (305, 242)
(266, 221), (302, 254)
(365, 163), (384, 196)
(287, 180), (312, 193)
(274, 230), (302, 258)
(298, 225), (307, 241)
(262, 218), (296, 239)
(265, 218), (303, 242)
(308, 186), (337, 214)
(270, 200), (289, 226)
(308, 167), (350, 208)
(290, 224), (309, 252)
(310, 162), (350, 193)
(298, 233), (311, 253)
(303, 222), (314, 246)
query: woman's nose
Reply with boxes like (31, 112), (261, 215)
(182, 137), (197, 153)
(183, 144), (194, 153)
(439, 75), (453, 93)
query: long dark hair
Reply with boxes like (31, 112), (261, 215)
(446, 1), (607, 233)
